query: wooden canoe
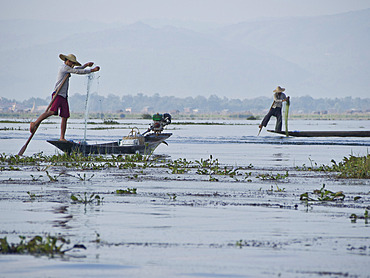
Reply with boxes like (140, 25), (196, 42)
(267, 130), (370, 137)
(47, 133), (172, 155)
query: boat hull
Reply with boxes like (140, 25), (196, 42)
(267, 130), (370, 137)
(47, 133), (172, 155)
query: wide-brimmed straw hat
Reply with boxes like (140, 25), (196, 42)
(59, 53), (81, 66)
(273, 86), (285, 93)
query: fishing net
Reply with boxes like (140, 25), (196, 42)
(284, 98), (290, 137)
(83, 73), (99, 142)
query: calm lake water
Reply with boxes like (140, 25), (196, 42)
(1, 118), (370, 277)
(2, 118), (370, 167)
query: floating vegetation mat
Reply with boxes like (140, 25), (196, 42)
(0, 152), (369, 277)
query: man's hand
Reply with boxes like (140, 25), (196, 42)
(91, 66), (100, 72)
(84, 62), (94, 67)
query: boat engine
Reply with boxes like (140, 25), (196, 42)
(148, 113), (171, 134)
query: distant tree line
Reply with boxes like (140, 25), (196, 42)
(66, 93), (370, 114)
(2, 94), (370, 114)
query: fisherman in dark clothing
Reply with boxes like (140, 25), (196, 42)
(259, 86), (290, 132)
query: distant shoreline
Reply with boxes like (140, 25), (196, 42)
(0, 112), (369, 121)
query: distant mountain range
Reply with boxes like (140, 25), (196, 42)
(0, 9), (369, 101)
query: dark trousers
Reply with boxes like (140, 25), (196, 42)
(261, 107), (282, 131)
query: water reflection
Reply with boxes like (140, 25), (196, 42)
(272, 152), (289, 162)
(51, 205), (73, 229)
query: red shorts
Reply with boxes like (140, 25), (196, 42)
(50, 93), (70, 118)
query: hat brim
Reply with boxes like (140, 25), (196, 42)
(59, 54), (81, 66)
(273, 88), (285, 93)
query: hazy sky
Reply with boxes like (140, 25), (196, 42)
(1, 0), (370, 24)
(1, 0), (369, 101)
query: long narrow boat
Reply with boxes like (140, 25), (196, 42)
(47, 133), (172, 155)
(267, 130), (370, 137)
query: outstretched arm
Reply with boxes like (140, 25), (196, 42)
(80, 62), (94, 68)
(66, 64), (100, 74)
(79, 62), (100, 72)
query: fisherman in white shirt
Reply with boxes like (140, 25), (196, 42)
(30, 54), (100, 141)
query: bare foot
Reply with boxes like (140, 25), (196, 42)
(259, 124), (262, 129)
(30, 122), (37, 133)
(59, 138), (68, 142)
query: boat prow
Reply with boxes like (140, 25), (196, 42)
(267, 130), (370, 137)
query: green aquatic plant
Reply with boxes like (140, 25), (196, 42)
(89, 126), (123, 130)
(0, 152), (156, 172)
(0, 152), (133, 165)
(167, 158), (191, 174)
(26, 191), (40, 200)
(45, 171), (62, 182)
(331, 154), (370, 179)
(350, 209), (369, 223)
(118, 162), (137, 169)
(0, 235), (72, 257)
(168, 164), (187, 174)
(295, 157), (334, 172)
(103, 119), (120, 125)
(0, 120), (29, 124)
(171, 122), (228, 125)
(300, 184), (345, 202)
(195, 155), (219, 172)
(71, 193), (103, 205)
(308, 157), (334, 172)
(195, 155), (240, 179)
(92, 232), (101, 243)
(129, 174), (139, 180)
(245, 163), (254, 169)
(267, 185), (286, 192)
(116, 188), (137, 194)
(75, 173), (95, 181)
(256, 171), (289, 181)
(209, 175), (219, 182)
(36, 165), (50, 171)
(0, 127), (23, 131)
(275, 185), (286, 192)
(244, 172), (253, 182)
(167, 193), (177, 200)
(142, 114), (152, 119)
(221, 167), (240, 178)
(0, 165), (21, 171)
(297, 155), (370, 179)
(236, 240), (244, 248)
(119, 153), (150, 163)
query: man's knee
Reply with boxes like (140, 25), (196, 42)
(47, 110), (57, 116)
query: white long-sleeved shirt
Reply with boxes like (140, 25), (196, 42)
(272, 92), (287, 108)
(54, 64), (92, 98)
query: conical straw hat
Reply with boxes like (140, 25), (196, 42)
(273, 86), (285, 93)
(59, 53), (81, 66)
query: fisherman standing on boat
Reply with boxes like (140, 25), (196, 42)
(30, 54), (100, 141)
(259, 86), (290, 132)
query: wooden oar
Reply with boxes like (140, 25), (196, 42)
(257, 125), (263, 136)
(18, 74), (70, 156)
